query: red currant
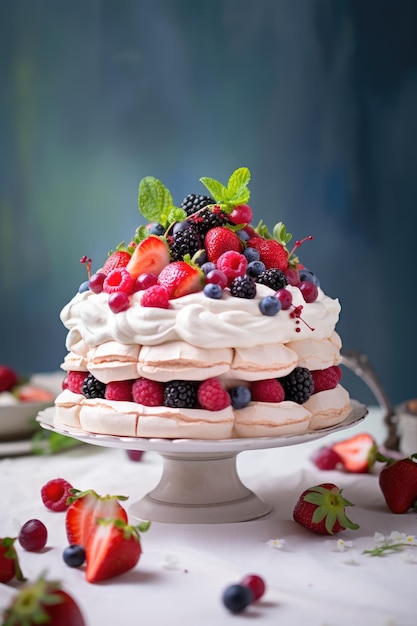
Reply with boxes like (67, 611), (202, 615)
(240, 574), (266, 601)
(275, 288), (293, 310)
(134, 273), (158, 291)
(108, 291), (130, 313)
(18, 519), (48, 551)
(205, 269), (228, 289)
(89, 272), (106, 293)
(299, 281), (318, 303)
(229, 204), (253, 225)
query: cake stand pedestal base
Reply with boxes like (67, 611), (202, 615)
(129, 451), (272, 524)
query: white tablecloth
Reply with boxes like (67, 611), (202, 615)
(0, 408), (414, 626)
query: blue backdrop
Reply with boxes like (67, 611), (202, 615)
(1, 0), (416, 407)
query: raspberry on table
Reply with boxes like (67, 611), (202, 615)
(41, 478), (74, 512)
(197, 378), (231, 411)
(132, 378), (165, 406)
(105, 381), (133, 401)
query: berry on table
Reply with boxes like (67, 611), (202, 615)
(222, 583), (254, 613)
(18, 519), (48, 551)
(41, 477), (74, 512)
(0, 365), (19, 392)
(310, 446), (344, 471)
(293, 483), (360, 535)
(63, 544), (86, 568)
(240, 573), (266, 601)
(0, 537), (26, 583)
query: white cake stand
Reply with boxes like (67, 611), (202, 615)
(37, 401), (367, 524)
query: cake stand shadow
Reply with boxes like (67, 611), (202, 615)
(37, 401), (367, 524)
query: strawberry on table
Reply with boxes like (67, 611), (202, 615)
(14, 384), (54, 403)
(86, 518), (150, 583)
(293, 483), (360, 535)
(379, 454), (417, 513)
(0, 537), (25, 583)
(332, 433), (377, 473)
(2, 575), (86, 626)
(0, 365), (19, 392)
(66, 489), (128, 548)
(157, 258), (204, 299)
(126, 235), (170, 280)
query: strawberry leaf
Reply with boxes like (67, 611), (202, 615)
(138, 176), (173, 223)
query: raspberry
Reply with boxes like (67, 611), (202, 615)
(280, 367), (314, 404)
(197, 378), (231, 411)
(103, 268), (134, 294)
(105, 380), (133, 401)
(217, 251), (248, 283)
(164, 380), (197, 408)
(331, 365), (342, 382)
(141, 285), (170, 309)
(82, 373), (106, 399)
(250, 379), (285, 403)
(132, 378), (164, 406)
(311, 367), (340, 393)
(310, 446), (344, 470)
(41, 478), (73, 512)
(229, 275), (256, 299)
(0, 365), (18, 392)
(66, 371), (87, 394)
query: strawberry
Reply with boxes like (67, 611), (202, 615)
(248, 237), (289, 271)
(66, 489), (128, 548)
(0, 537), (25, 583)
(85, 518), (150, 583)
(15, 384), (54, 403)
(332, 433), (377, 473)
(0, 365), (18, 392)
(204, 226), (243, 263)
(2, 575), (86, 626)
(293, 483), (359, 535)
(157, 260), (204, 299)
(379, 455), (417, 513)
(126, 236), (170, 280)
(101, 250), (131, 275)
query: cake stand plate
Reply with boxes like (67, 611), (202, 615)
(37, 401), (367, 524)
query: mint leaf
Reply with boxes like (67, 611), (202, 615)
(138, 176), (173, 223)
(199, 177), (228, 202)
(225, 167), (251, 204)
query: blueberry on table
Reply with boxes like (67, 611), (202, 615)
(222, 584), (254, 613)
(63, 544), (86, 568)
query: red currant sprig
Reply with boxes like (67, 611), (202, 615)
(80, 256), (92, 279)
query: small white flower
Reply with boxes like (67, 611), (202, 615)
(401, 550), (417, 564)
(343, 551), (361, 565)
(373, 532), (386, 545)
(387, 531), (407, 544)
(159, 553), (181, 570)
(266, 538), (286, 550)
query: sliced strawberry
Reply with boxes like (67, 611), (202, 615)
(126, 236), (170, 280)
(101, 250), (132, 275)
(65, 489), (128, 548)
(332, 433), (377, 473)
(248, 237), (289, 271)
(204, 227), (243, 263)
(15, 384), (54, 403)
(86, 518), (150, 583)
(157, 260), (204, 299)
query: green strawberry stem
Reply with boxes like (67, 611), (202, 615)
(304, 485), (360, 534)
(1, 537), (26, 581)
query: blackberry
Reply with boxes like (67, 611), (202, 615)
(168, 224), (203, 261)
(280, 367), (314, 404)
(256, 268), (288, 291)
(164, 380), (197, 408)
(181, 194), (214, 216)
(82, 373), (106, 399)
(229, 275), (257, 299)
(190, 206), (230, 236)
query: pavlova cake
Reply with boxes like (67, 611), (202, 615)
(54, 167), (351, 439)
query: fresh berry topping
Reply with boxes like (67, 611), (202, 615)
(201, 261), (216, 275)
(164, 380), (197, 408)
(217, 251), (248, 282)
(259, 295), (281, 316)
(169, 223), (203, 261)
(141, 284), (170, 308)
(101, 250), (131, 275)
(310, 446), (344, 470)
(275, 288), (293, 310)
(63, 544), (86, 568)
(246, 260), (266, 278)
(78, 280), (90, 293)
(222, 584), (253, 614)
(88, 272), (106, 293)
(229, 203), (253, 225)
(197, 378), (231, 411)
(103, 268), (134, 295)
(248, 237), (289, 271)
(204, 226), (243, 263)
(82, 374), (106, 399)
(66, 371), (87, 394)
(299, 267), (320, 287)
(203, 283), (223, 299)
(229, 385), (251, 409)
(126, 235), (170, 280)
(255, 268), (288, 291)
(189, 205), (230, 236)
(299, 280), (318, 303)
(243, 247), (260, 262)
(134, 273), (158, 291)
(280, 367), (314, 404)
(205, 268), (228, 288)
(157, 260), (204, 299)
(181, 193), (214, 216)
(229, 275), (256, 299)
(0, 365), (18, 392)
(293, 483), (360, 535)
(14, 384), (54, 403)
(147, 222), (165, 235)
(250, 379), (285, 403)
(108, 291), (130, 313)
(239, 574), (266, 601)
(18, 519), (48, 551)
(0, 537), (25, 583)
(41, 478), (74, 512)
(105, 380), (133, 401)
(285, 268), (301, 286)
(332, 433), (377, 473)
(311, 367), (340, 393)
(132, 378), (165, 406)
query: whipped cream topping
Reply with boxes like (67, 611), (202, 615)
(61, 284), (341, 355)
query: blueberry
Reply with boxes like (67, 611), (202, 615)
(222, 584), (253, 613)
(148, 222), (165, 235)
(63, 544), (86, 568)
(236, 229), (250, 242)
(243, 247), (260, 262)
(229, 386), (251, 409)
(201, 261), (217, 275)
(194, 250), (207, 266)
(246, 260), (266, 278)
(299, 268), (320, 288)
(203, 283), (223, 299)
(78, 280), (90, 293)
(172, 221), (191, 235)
(259, 295), (282, 316)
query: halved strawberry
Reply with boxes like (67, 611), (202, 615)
(248, 237), (289, 271)
(126, 236), (170, 280)
(65, 489), (128, 548)
(157, 260), (204, 299)
(332, 433), (377, 473)
(15, 384), (54, 403)
(86, 518), (150, 583)
(101, 250), (132, 275)
(204, 226), (243, 263)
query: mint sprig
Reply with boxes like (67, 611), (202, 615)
(138, 176), (186, 228)
(200, 167), (251, 210)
